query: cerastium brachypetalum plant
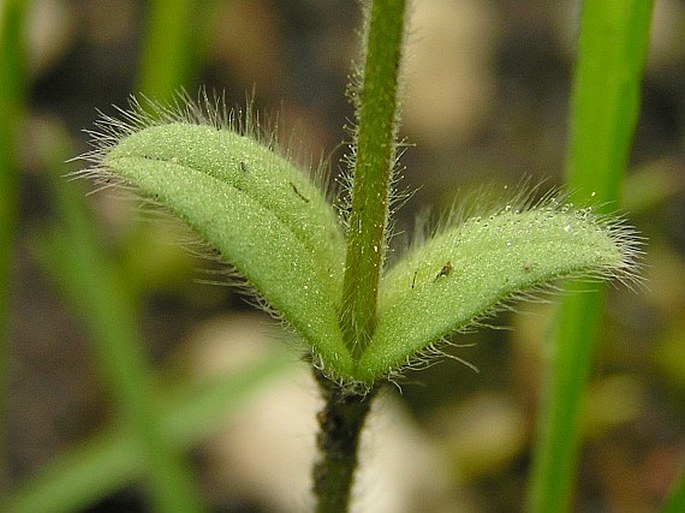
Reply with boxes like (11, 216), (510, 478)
(77, 1), (641, 511)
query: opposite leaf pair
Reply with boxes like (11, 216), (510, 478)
(79, 97), (639, 391)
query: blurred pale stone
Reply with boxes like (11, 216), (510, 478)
(187, 314), (471, 512)
(436, 393), (527, 479)
(403, 0), (499, 146)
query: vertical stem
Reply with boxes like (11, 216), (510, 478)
(341, 0), (407, 360)
(312, 370), (375, 513)
(312, 2), (407, 510)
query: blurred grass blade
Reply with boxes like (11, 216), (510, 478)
(661, 464), (685, 513)
(4, 432), (137, 513)
(526, 1), (653, 512)
(137, 0), (218, 100)
(0, 0), (27, 485)
(565, 0), (654, 203)
(1, 351), (292, 513)
(33, 153), (206, 513)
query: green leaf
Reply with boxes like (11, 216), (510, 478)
(81, 103), (640, 390)
(89, 118), (353, 379)
(355, 204), (638, 383)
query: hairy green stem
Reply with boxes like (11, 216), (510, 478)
(312, 370), (376, 513)
(341, 0), (407, 361)
(312, 2), (406, 510)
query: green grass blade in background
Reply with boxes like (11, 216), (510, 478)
(661, 464), (685, 513)
(566, 0), (654, 203)
(137, 0), (216, 100)
(5, 3), (227, 510)
(33, 153), (207, 513)
(526, 1), (653, 512)
(2, 350), (292, 513)
(0, 0), (27, 489)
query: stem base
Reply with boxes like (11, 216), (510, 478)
(312, 370), (376, 513)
